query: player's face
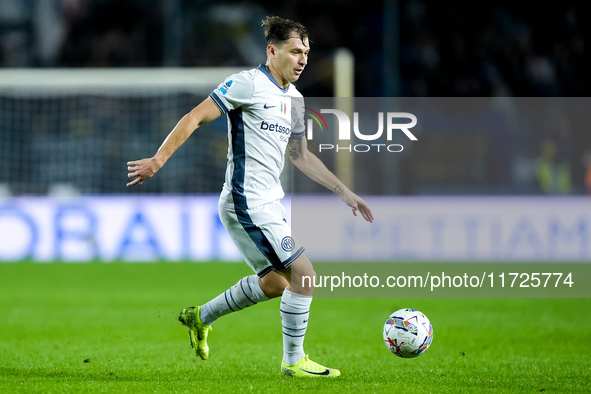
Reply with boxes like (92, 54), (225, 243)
(269, 36), (309, 87)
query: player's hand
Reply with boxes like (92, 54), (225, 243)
(339, 189), (374, 223)
(126, 157), (162, 187)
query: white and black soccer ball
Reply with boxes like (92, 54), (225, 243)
(383, 308), (433, 358)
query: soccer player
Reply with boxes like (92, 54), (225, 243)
(126, 16), (373, 378)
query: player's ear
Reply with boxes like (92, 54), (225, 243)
(267, 44), (277, 58)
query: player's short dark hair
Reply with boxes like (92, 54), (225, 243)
(262, 16), (309, 47)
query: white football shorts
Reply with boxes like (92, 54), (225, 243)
(218, 196), (305, 278)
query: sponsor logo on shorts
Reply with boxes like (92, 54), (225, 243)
(281, 236), (295, 252)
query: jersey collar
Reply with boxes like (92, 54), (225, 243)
(258, 64), (290, 93)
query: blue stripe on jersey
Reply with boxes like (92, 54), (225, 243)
(257, 64), (290, 93)
(229, 108), (284, 271)
(209, 92), (228, 114)
(229, 108), (247, 210)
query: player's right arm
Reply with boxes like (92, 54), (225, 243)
(126, 97), (222, 187)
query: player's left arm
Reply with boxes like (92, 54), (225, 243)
(289, 135), (374, 223)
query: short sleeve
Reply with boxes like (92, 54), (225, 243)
(290, 95), (306, 138)
(209, 71), (255, 114)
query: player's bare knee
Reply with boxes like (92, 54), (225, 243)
(259, 275), (287, 299)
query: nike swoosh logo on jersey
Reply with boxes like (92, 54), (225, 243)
(263, 103), (276, 109)
(300, 368), (331, 376)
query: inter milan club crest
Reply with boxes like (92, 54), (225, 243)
(281, 236), (295, 252)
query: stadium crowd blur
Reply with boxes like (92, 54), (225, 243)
(1, 0), (590, 195)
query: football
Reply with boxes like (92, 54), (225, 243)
(383, 308), (433, 358)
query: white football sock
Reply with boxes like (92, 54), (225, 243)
(281, 289), (312, 365)
(200, 275), (269, 326)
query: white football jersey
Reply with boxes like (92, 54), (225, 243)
(210, 64), (305, 209)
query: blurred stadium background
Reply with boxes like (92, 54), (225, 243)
(0, 0), (590, 262)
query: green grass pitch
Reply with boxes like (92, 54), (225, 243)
(1, 262), (590, 393)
